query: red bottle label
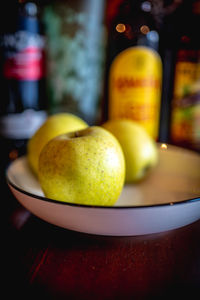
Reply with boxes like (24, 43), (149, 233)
(3, 46), (45, 80)
(1, 30), (45, 80)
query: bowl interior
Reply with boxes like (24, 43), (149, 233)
(6, 144), (200, 207)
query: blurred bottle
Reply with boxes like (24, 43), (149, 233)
(0, 1), (47, 199)
(41, 0), (106, 125)
(170, 0), (200, 152)
(104, 0), (163, 140)
(157, 0), (183, 144)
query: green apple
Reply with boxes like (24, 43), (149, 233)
(102, 119), (158, 183)
(27, 113), (88, 176)
(38, 126), (125, 206)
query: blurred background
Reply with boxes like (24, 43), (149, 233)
(0, 0), (199, 177)
(105, 0), (200, 150)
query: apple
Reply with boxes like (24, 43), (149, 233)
(27, 113), (88, 176)
(38, 126), (125, 206)
(102, 119), (158, 183)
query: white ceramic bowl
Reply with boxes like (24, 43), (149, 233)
(6, 144), (200, 236)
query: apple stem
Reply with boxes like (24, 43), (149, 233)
(74, 132), (79, 137)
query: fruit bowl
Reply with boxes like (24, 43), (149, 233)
(6, 144), (200, 236)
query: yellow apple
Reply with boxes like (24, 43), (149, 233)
(38, 126), (125, 206)
(27, 113), (88, 176)
(102, 119), (158, 183)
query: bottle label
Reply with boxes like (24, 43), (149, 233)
(109, 46), (162, 140)
(0, 30), (45, 80)
(173, 61), (197, 99)
(170, 50), (200, 150)
(0, 109), (47, 139)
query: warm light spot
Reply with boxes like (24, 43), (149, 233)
(9, 149), (18, 160)
(116, 23), (126, 33)
(140, 25), (150, 34)
(161, 143), (168, 150)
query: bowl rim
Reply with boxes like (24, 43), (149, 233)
(6, 174), (200, 210)
(6, 143), (200, 210)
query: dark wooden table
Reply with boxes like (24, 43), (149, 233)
(3, 190), (200, 300)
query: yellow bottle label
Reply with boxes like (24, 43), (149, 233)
(108, 46), (162, 140)
(170, 50), (200, 150)
(173, 61), (197, 99)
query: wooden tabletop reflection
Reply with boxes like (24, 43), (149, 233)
(3, 191), (200, 300)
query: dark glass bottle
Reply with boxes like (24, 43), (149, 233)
(103, 0), (163, 140)
(169, 0), (200, 152)
(0, 1), (47, 201)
